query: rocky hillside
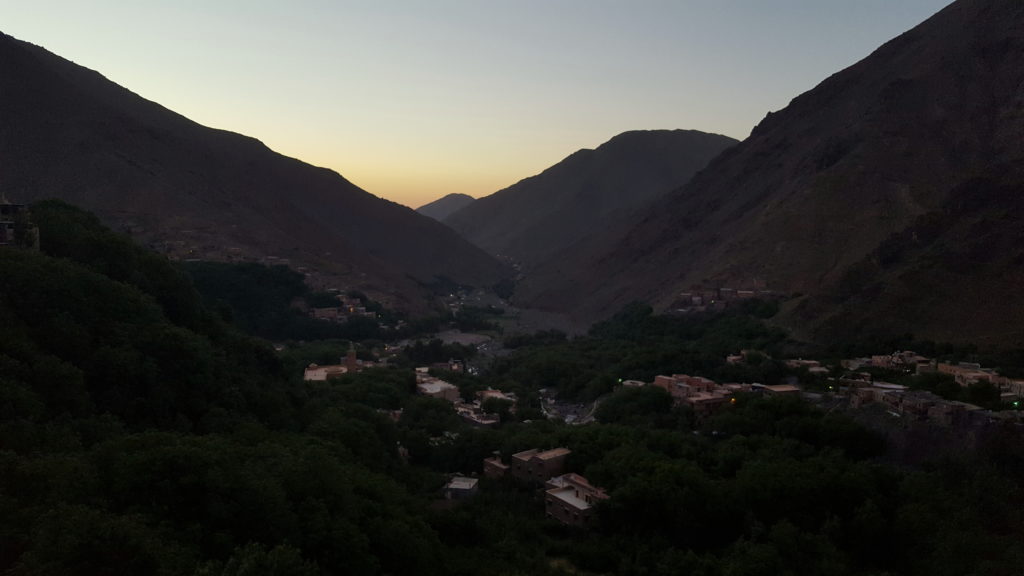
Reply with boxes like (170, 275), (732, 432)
(519, 0), (1024, 347)
(416, 193), (475, 221)
(444, 130), (737, 267)
(0, 32), (509, 308)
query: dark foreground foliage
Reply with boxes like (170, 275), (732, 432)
(1, 202), (1021, 575)
(180, 261), (390, 342)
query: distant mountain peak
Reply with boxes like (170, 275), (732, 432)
(444, 129), (738, 266)
(416, 193), (475, 222)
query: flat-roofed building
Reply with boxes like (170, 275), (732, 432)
(303, 363), (348, 381)
(544, 473), (608, 527)
(303, 347), (367, 380)
(760, 384), (801, 397)
(510, 447), (571, 484)
(682, 392), (731, 415)
(1006, 379), (1024, 398)
(456, 403), (500, 427)
(443, 476), (479, 500)
(902, 390), (942, 419)
(483, 456), (509, 479)
(416, 380), (460, 402)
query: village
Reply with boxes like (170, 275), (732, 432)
(435, 447), (609, 528)
(669, 285), (784, 313)
(306, 292), (380, 322)
(297, 337), (1024, 530)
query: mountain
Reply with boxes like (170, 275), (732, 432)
(443, 130), (737, 266)
(0, 32), (508, 308)
(416, 193), (475, 221)
(519, 0), (1024, 347)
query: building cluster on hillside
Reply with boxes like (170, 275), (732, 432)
(653, 374), (741, 415)
(302, 347), (374, 380)
(669, 286), (782, 313)
(843, 351), (1024, 405)
(309, 293), (377, 323)
(785, 358), (831, 376)
(842, 351), (929, 372)
(483, 447), (608, 527)
(847, 383), (987, 426)
(414, 368), (516, 427)
(626, 374), (800, 416)
(928, 362), (1024, 403)
(835, 351), (1024, 424)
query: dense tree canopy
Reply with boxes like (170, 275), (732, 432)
(0, 201), (1021, 575)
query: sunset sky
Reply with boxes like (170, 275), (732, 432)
(2, 1), (949, 208)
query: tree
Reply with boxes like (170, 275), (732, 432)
(481, 397), (515, 423)
(212, 543), (319, 576)
(594, 387), (672, 425)
(12, 210), (36, 248)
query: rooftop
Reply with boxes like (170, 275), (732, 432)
(548, 473), (597, 490)
(537, 447), (571, 460)
(761, 384), (801, 393)
(446, 477), (478, 491)
(512, 448), (538, 461)
(547, 487), (592, 510)
(418, 381), (457, 394)
(512, 447), (571, 461)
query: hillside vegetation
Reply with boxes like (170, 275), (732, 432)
(2, 203), (1022, 575)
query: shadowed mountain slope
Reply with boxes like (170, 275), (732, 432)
(443, 130), (737, 266)
(519, 0), (1024, 346)
(416, 193), (475, 222)
(0, 32), (508, 308)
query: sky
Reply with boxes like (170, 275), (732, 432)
(1, 1), (951, 208)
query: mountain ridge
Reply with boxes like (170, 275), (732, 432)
(443, 129), (737, 266)
(516, 0), (1024, 347)
(0, 31), (509, 309)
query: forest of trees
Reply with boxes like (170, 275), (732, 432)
(481, 301), (791, 403)
(181, 261), (401, 342)
(0, 201), (1021, 575)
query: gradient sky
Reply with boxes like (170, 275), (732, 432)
(2, 1), (950, 208)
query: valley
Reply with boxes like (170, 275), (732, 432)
(2, 0), (1024, 574)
